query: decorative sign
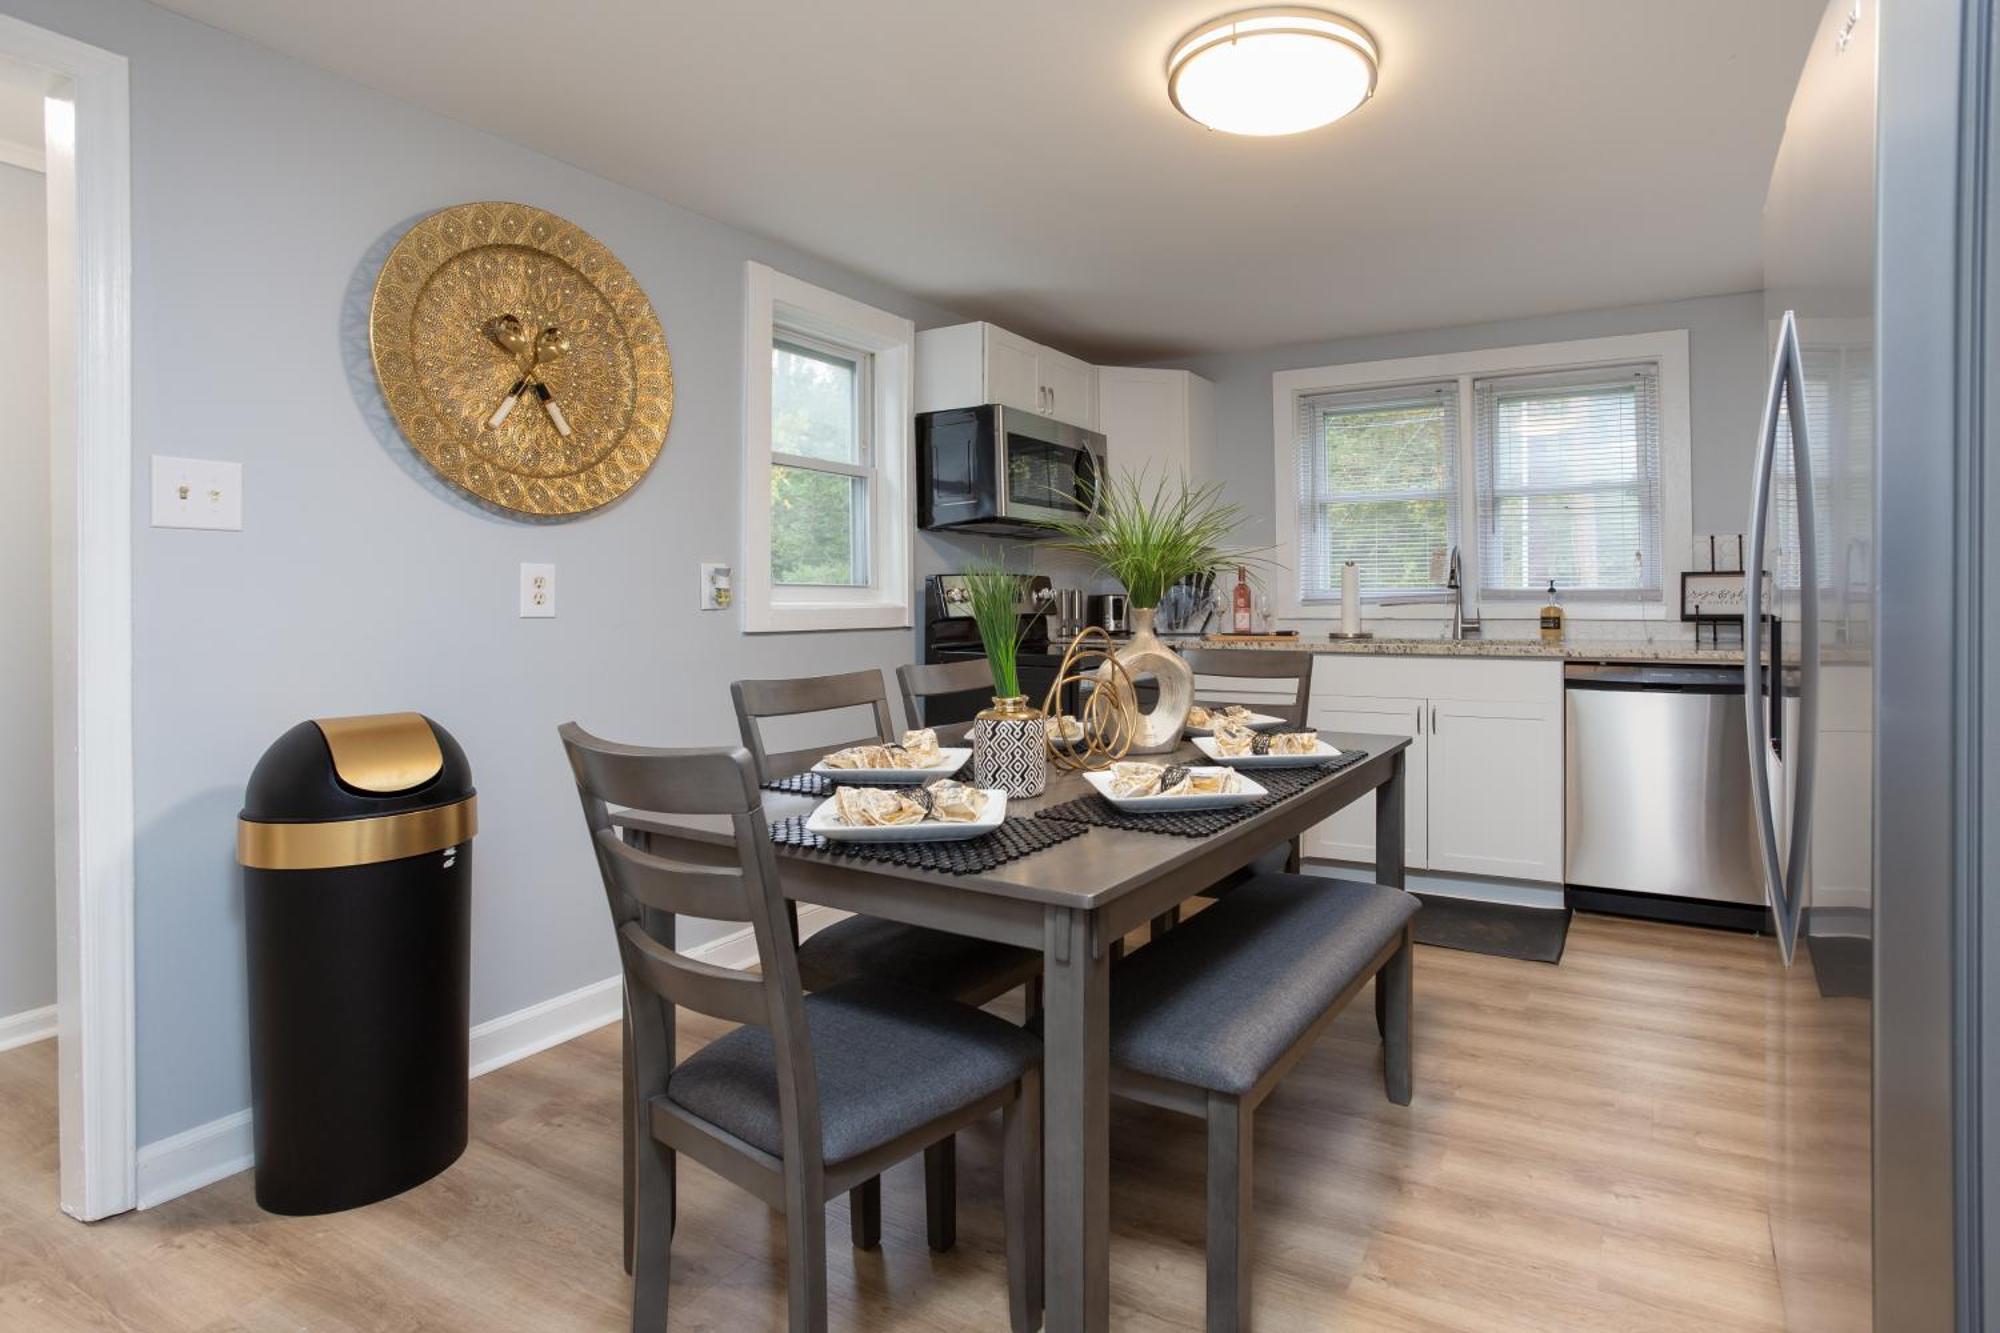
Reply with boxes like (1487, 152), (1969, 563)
(1680, 570), (1774, 623)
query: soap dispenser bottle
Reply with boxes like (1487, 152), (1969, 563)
(1539, 579), (1565, 643)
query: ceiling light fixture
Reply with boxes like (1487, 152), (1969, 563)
(1167, 7), (1378, 137)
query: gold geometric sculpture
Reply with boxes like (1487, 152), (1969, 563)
(1042, 628), (1139, 772)
(369, 202), (673, 515)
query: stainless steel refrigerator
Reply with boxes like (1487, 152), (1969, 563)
(1753, 0), (1993, 1325)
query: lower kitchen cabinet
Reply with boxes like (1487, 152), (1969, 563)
(1425, 699), (1564, 881)
(1303, 655), (1565, 886)
(1301, 696), (1428, 870)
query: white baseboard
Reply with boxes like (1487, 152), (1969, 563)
(136, 1108), (252, 1210)
(133, 905), (853, 1210)
(0, 1003), (57, 1054)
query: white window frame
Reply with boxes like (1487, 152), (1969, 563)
(1272, 330), (1692, 623)
(741, 262), (914, 633)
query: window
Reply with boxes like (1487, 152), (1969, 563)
(770, 335), (872, 587)
(1294, 382), (1459, 603)
(742, 263), (913, 633)
(1272, 331), (1691, 621)
(1473, 364), (1663, 599)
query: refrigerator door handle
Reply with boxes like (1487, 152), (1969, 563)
(1743, 310), (1814, 966)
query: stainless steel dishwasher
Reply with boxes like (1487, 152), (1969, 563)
(1564, 662), (1763, 906)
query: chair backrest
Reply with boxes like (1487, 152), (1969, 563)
(1177, 647), (1316, 727)
(896, 658), (995, 745)
(731, 670), (897, 782)
(557, 722), (823, 1170)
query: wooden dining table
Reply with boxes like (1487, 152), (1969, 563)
(618, 731), (1410, 1333)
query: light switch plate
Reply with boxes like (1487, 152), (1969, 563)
(520, 563), (556, 618)
(151, 456), (243, 530)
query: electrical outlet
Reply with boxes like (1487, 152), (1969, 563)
(151, 456), (243, 531)
(700, 561), (732, 611)
(520, 563), (556, 618)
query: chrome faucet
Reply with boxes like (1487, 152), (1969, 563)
(1446, 545), (1481, 641)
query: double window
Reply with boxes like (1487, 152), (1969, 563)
(1276, 332), (1690, 619)
(742, 263), (913, 633)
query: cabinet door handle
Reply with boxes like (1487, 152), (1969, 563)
(1431, 705), (1439, 733)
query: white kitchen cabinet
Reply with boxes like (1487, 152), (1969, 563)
(915, 321), (1097, 428)
(1303, 654), (1565, 885)
(1303, 695), (1427, 870)
(1096, 366), (1214, 485)
(1425, 699), (1564, 881)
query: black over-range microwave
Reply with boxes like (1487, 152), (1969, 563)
(917, 404), (1107, 537)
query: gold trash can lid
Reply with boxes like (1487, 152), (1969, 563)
(315, 712), (444, 794)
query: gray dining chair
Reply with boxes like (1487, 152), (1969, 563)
(1142, 648), (1320, 942)
(896, 658), (993, 747)
(559, 724), (1043, 1333)
(730, 670), (1043, 1249)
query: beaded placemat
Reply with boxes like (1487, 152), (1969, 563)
(763, 772), (836, 798)
(1034, 748), (1373, 838)
(768, 814), (1087, 874)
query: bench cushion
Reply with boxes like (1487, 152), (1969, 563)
(1111, 874), (1418, 1096)
(664, 978), (1040, 1165)
(797, 916), (1039, 1002)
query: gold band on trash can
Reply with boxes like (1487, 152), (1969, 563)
(237, 796), (478, 871)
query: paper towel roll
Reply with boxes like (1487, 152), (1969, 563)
(1340, 561), (1360, 635)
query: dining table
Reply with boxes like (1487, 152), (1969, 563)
(617, 730), (1411, 1333)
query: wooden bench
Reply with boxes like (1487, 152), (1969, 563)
(1108, 872), (1418, 1331)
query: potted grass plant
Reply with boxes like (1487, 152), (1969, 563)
(1041, 472), (1259, 752)
(963, 562), (1048, 797)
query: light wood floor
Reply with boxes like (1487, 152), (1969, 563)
(0, 913), (1870, 1331)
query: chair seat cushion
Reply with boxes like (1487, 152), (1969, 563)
(664, 979), (1040, 1165)
(1112, 874), (1419, 1096)
(797, 916), (1039, 1003)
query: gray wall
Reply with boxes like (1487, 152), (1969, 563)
(0, 160), (51, 1022)
(1162, 291), (1770, 546)
(0, 0), (979, 1146)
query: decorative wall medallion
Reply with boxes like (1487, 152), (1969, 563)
(368, 202), (673, 515)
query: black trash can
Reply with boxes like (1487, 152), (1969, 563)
(237, 712), (476, 1216)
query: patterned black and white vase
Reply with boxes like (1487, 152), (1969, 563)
(972, 695), (1048, 798)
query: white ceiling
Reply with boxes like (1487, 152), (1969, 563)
(152, 0), (1824, 361)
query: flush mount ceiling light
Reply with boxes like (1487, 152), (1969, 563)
(1167, 7), (1378, 136)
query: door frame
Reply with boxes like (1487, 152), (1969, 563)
(0, 15), (136, 1222)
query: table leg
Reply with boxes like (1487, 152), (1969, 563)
(1043, 905), (1111, 1333)
(1375, 749), (1407, 890)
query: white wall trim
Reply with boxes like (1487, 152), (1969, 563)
(0, 1003), (58, 1053)
(739, 260), (914, 634)
(133, 906), (853, 1209)
(467, 974), (623, 1078)
(1271, 329), (1693, 625)
(134, 1108), (251, 1210)
(0, 15), (138, 1227)
(0, 136), (44, 173)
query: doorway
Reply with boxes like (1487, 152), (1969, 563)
(0, 14), (133, 1222)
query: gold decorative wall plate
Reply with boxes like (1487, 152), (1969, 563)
(369, 202), (673, 515)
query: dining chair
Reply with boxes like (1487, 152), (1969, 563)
(896, 658), (993, 747)
(1160, 648), (1319, 937)
(731, 670), (1043, 1248)
(558, 725), (1044, 1333)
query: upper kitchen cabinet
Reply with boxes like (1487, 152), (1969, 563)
(916, 321), (1098, 428)
(1096, 367), (1214, 486)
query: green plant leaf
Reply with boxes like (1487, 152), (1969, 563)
(1036, 470), (1267, 609)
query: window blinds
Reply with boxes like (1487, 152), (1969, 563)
(1295, 381), (1458, 603)
(1473, 363), (1662, 599)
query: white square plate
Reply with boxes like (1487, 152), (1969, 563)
(1182, 710), (1287, 737)
(1082, 767), (1266, 812)
(810, 747), (972, 785)
(1190, 735), (1343, 768)
(805, 788), (1007, 843)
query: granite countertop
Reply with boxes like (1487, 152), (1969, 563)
(1197, 635), (1749, 665)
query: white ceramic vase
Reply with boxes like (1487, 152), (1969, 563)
(1097, 607), (1194, 755)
